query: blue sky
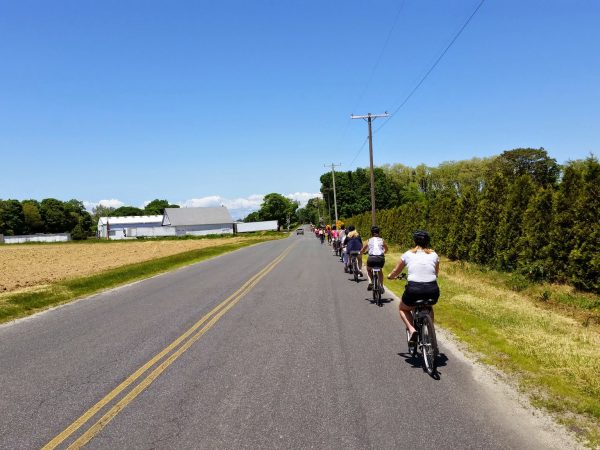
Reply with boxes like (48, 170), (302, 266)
(1, 0), (598, 218)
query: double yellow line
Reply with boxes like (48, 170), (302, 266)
(44, 242), (297, 449)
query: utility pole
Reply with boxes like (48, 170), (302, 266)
(351, 112), (390, 226)
(324, 163), (341, 227)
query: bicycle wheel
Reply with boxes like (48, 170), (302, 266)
(372, 273), (379, 303)
(421, 314), (438, 375)
(353, 259), (359, 282)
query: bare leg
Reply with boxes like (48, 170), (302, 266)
(399, 302), (416, 334)
(367, 267), (373, 284)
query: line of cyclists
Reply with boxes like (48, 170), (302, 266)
(310, 224), (440, 345)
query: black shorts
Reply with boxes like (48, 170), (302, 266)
(402, 281), (440, 306)
(367, 255), (385, 269)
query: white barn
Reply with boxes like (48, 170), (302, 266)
(162, 207), (235, 236)
(97, 215), (164, 240)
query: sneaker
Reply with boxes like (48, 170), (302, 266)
(358, 272), (364, 277)
(367, 283), (373, 291)
(408, 331), (418, 343)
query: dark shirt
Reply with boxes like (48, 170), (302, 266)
(346, 236), (363, 253)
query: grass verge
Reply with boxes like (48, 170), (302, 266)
(384, 252), (600, 448)
(0, 235), (281, 325)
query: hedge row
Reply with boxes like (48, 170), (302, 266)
(342, 153), (599, 293)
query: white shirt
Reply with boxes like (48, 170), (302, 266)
(401, 250), (439, 282)
(368, 237), (385, 256)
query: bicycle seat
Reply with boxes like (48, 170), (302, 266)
(412, 298), (437, 306)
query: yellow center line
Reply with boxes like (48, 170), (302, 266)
(44, 241), (297, 450)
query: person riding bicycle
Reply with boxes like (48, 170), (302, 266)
(345, 229), (364, 276)
(360, 226), (388, 292)
(341, 225), (355, 270)
(387, 230), (440, 343)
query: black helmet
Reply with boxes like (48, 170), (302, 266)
(347, 225), (355, 232)
(371, 226), (380, 235)
(413, 230), (430, 247)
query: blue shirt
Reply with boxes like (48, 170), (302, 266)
(346, 236), (363, 253)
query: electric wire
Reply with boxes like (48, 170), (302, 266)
(374, 0), (487, 134)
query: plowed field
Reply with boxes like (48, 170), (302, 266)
(0, 238), (249, 293)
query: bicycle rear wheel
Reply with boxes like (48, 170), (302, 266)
(373, 273), (382, 306)
(421, 314), (438, 375)
(353, 259), (359, 282)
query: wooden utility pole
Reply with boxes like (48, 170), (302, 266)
(324, 163), (341, 226)
(351, 112), (389, 226)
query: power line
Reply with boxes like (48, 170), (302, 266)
(333, 1), (406, 156)
(375, 0), (487, 134)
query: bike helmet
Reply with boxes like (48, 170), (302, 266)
(347, 225), (355, 232)
(413, 230), (430, 247)
(371, 226), (380, 235)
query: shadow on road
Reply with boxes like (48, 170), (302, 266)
(363, 297), (394, 307)
(396, 352), (449, 380)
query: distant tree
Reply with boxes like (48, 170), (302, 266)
(91, 204), (115, 232)
(568, 156), (600, 292)
(243, 211), (261, 222)
(22, 200), (45, 234)
(111, 206), (145, 217)
(470, 173), (507, 264)
(495, 148), (560, 186)
(547, 161), (584, 282)
(494, 175), (536, 271)
(40, 199), (68, 234)
(518, 186), (554, 280)
(446, 185), (478, 260)
(257, 193), (297, 229)
(144, 199), (179, 215)
(0, 199), (25, 236)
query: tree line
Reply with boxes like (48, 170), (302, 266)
(244, 193), (299, 229)
(321, 148), (599, 293)
(0, 198), (180, 240)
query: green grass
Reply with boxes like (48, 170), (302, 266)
(0, 235), (281, 324)
(384, 252), (600, 448)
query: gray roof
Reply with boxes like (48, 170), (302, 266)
(163, 207), (234, 226)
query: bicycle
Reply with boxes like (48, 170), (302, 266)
(372, 267), (383, 307)
(349, 252), (360, 283)
(405, 298), (439, 376)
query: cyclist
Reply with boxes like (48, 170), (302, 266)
(342, 225), (354, 271)
(387, 230), (440, 343)
(319, 228), (325, 244)
(345, 229), (364, 276)
(337, 225), (347, 262)
(360, 226), (388, 292)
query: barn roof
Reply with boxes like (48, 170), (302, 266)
(163, 207), (234, 226)
(98, 215), (163, 226)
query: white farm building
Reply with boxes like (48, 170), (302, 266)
(163, 207), (234, 236)
(97, 215), (164, 239)
(97, 207), (236, 240)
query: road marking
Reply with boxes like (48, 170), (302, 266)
(43, 241), (297, 449)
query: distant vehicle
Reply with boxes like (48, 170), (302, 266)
(296, 228), (304, 235)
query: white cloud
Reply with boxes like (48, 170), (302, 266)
(285, 192), (321, 207)
(83, 199), (125, 212)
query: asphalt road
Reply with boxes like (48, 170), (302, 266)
(0, 232), (573, 449)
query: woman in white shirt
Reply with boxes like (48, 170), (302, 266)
(360, 226), (389, 292)
(388, 230), (440, 342)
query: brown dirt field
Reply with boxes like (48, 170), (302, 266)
(0, 238), (250, 293)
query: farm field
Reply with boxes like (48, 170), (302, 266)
(0, 237), (259, 293)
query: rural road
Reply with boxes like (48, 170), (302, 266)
(0, 230), (574, 449)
